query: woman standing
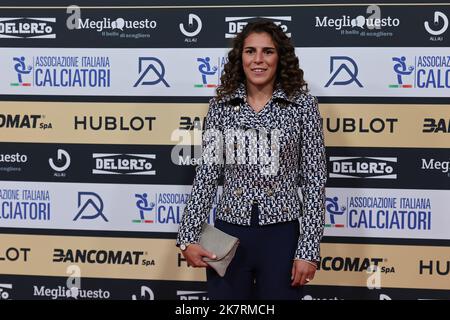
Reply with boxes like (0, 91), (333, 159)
(177, 20), (327, 300)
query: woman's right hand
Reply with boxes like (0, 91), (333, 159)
(181, 243), (217, 268)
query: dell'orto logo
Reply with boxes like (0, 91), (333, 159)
(225, 16), (291, 38)
(325, 56), (363, 88)
(424, 11), (448, 37)
(73, 192), (108, 222)
(389, 55), (449, 90)
(92, 153), (156, 175)
(133, 57), (169, 87)
(0, 17), (56, 39)
(179, 14), (202, 38)
(329, 157), (398, 179)
(49, 149), (71, 173)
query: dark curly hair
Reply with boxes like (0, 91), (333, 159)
(216, 19), (308, 99)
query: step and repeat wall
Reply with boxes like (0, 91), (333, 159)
(0, 1), (449, 300)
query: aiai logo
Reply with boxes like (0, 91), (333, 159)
(133, 193), (156, 224)
(49, 149), (71, 177)
(10, 56), (32, 87)
(325, 197), (346, 228)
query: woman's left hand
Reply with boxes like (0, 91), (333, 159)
(291, 259), (317, 287)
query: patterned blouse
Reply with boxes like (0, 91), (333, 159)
(177, 84), (327, 262)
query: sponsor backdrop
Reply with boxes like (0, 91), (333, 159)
(0, 0), (449, 300)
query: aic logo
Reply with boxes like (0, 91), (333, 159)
(92, 153), (156, 175)
(179, 14), (202, 38)
(0, 17), (56, 39)
(134, 193), (156, 224)
(424, 11), (448, 39)
(225, 16), (291, 38)
(0, 284), (12, 300)
(317, 256), (392, 273)
(0, 189), (51, 221)
(329, 157), (397, 179)
(132, 286), (155, 300)
(49, 149), (71, 176)
(390, 56), (414, 88)
(423, 118), (450, 133)
(325, 56), (363, 88)
(134, 57), (169, 87)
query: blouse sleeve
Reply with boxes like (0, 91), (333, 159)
(176, 99), (225, 246)
(295, 95), (327, 263)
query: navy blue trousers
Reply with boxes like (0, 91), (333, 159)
(206, 204), (303, 300)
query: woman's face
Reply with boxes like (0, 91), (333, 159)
(242, 32), (279, 90)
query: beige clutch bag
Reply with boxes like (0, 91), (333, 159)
(199, 223), (240, 277)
